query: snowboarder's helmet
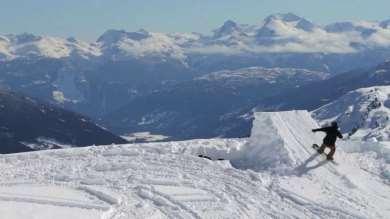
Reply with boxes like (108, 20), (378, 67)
(331, 121), (338, 127)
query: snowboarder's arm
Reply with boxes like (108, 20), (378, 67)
(312, 127), (328, 132)
(337, 131), (343, 139)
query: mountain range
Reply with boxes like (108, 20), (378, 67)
(260, 60), (390, 110)
(103, 67), (329, 139)
(2, 13), (390, 69)
(2, 13), (390, 142)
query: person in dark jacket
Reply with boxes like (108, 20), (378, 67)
(312, 121), (343, 160)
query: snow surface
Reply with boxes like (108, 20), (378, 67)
(1, 34), (101, 60)
(0, 110), (389, 218)
(121, 132), (169, 142)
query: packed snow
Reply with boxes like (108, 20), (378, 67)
(0, 110), (389, 218)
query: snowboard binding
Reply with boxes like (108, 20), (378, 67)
(312, 144), (334, 161)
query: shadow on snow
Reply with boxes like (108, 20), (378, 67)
(295, 153), (328, 176)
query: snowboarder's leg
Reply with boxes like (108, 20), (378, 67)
(317, 144), (326, 154)
(327, 145), (336, 160)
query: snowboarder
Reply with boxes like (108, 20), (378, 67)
(312, 121), (343, 160)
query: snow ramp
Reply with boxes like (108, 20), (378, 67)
(232, 110), (390, 218)
(234, 110), (323, 172)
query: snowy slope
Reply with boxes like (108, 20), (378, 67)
(0, 110), (389, 218)
(0, 34), (100, 60)
(97, 29), (187, 63)
(313, 86), (390, 141)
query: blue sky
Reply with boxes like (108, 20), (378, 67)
(1, 0), (389, 41)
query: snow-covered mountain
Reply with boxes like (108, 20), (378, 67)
(1, 14), (390, 107)
(0, 51), (193, 118)
(2, 13), (390, 140)
(325, 21), (376, 35)
(97, 29), (188, 64)
(255, 13), (316, 45)
(0, 90), (126, 153)
(0, 111), (388, 218)
(2, 13), (390, 67)
(259, 60), (390, 111)
(313, 86), (390, 141)
(212, 20), (245, 39)
(196, 13), (390, 55)
(0, 33), (100, 60)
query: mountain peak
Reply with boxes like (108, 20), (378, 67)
(264, 13), (309, 23)
(66, 37), (78, 43)
(264, 13), (303, 23)
(97, 29), (150, 44)
(222, 20), (238, 28)
(256, 13), (315, 39)
(263, 13), (315, 32)
(213, 20), (240, 38)
(8, 33), (42, 44)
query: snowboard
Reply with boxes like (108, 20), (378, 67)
(312, 144), (338, 164)
(198, 154), (225, 161)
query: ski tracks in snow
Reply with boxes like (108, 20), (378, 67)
(0, 144), (268, 218)
(0, 135), (389, 218)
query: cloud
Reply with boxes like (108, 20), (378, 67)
(104, 21), (390, 56)
(186, 44), (245, 55)
(186, 21), (369, 54)
(367, 28), (390, 47)
(187, 30), (360, 55)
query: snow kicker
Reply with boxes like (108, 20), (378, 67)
(234, 110), (323, 172)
